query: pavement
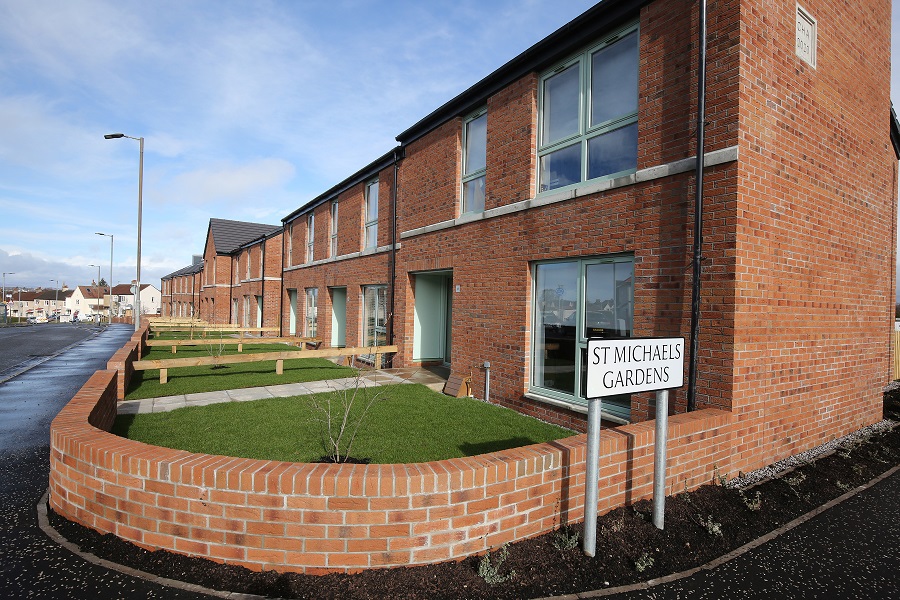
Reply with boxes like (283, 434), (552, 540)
(118, 365), (449, 415)
(1, 325), (899, 598)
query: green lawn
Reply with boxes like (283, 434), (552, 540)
(126, 343), (356, 400)
(113, 384), (574, 463)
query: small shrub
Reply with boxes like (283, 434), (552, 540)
(601, 513), (625, 535)
(784, 472), (806, 487)
(634, 551), (654, 573)
(739, 489), (762, 511)
(309, 370), (389, 463)
(835, 480), (853, 493)
(698, 514), (723, 537)
(713, 463), (728, 486)
(478, 543), (516, 586)
(552, 526), (580, 551)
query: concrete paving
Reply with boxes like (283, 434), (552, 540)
(117, 365), (449, 415)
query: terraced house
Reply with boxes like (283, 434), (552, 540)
(169, 0), (896, 481)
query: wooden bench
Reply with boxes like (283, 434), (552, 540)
(149, 325), (280, 337)
(133, 345), (399, 384)
(146, 337), (321, 354)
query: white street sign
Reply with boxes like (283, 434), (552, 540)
(586, 338), (685, 398)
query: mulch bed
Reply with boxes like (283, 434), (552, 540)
(47, 392), (900, 599)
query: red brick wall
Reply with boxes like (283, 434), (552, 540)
(230, 234), (283, 332)
(727, 0), (895, 474)
(485, 73), (538, 208)
(50, 368), (735, 575)
(398, 119), (461, 231)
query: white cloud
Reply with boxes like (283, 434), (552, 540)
(165, 158), (296, 206)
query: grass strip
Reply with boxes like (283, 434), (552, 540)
(113, 384), (574, 463)
(126, 343), (356, 400)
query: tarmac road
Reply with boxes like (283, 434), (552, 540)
(0, 323), (211, 598)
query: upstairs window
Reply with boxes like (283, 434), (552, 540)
(245, 252), (251, 279)
(306, 213), (315, 263)
(286, 223), (294, 267)
(364, 180), (379, 249)
(462, 109), (487, 213)
(331, 201), (339, 257)
(538, 25), (639, 193)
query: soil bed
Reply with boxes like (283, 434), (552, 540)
(48, 392), (900, 599)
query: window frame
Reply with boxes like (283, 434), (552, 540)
(461, 108), (487, 214)
(305, 287), (318, 337)
(306, 213), (315, 263)
(530, 254), (635, 421)
(361, 285), (387, 365)
(537, 23), (639, 195)
(364, 179), (379, 249)
(330, 200), (339, 257)
(286, 223), (294, 267)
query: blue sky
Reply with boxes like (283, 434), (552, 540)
(0, 0), (899, 300)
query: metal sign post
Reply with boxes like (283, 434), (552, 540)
(583, 395), (602, 557)
(652, 389), (669, 529)
(583, 338), (685, 555)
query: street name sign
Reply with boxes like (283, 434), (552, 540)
(586, 338), (685, 398)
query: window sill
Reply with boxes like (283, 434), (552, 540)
(525, 391), (630, 425)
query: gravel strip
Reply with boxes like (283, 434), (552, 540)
(726, 415), (897, 490)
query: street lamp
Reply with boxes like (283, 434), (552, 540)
(2, 272), (14, 307)
(104, 132), (143, 331)
(49, 278), (59, 321)
(96, 232), (114, 319)
(88, 265), (102, 323)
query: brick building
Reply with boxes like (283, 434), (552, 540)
(230, 227), (283, 330)
(160, 259), (203, 318)
(282, 150), (399, 348)
(198, 218), (281, 325)
(275, 0), (899, 478)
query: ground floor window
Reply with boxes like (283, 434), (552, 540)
(305, 288), (318, 337)
(531, 255), (634, 420)
(362, 285), (387, 365)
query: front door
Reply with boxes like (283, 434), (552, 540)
(413, 271), (452, 365)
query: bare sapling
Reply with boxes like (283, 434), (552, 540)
(309, 368), (388, 463)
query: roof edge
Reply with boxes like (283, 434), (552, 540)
(395, 0), (650, 145)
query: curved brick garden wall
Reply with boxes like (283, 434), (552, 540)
(105, 324), (149, 401)
(49, 369), (735, 574)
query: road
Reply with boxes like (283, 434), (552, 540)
(0, 323), (210, 598)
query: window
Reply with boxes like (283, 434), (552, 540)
(538, 25), (639, 193)
(362, 285), (387, 364)
(462, 110), (487, 213)
(330, 201), (339, 257)
(245, 252), (251, 280)
(531, 255), (634, 421)
(259, 244), (265, 276)
(364, 180), (378, 249)
(305, 288), (318, 337)
(306, 214), (315, 263)
(287, 223), (294, 266)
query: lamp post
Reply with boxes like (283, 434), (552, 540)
(88, 265), (102, 322)
(96, 232), (114, 319)
(2, 272), (14, 307)
(104, 133), (143, 331)
(49, 278), (59, 321)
